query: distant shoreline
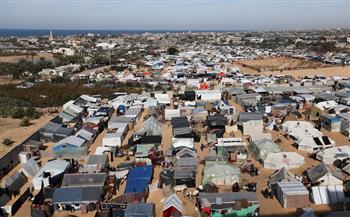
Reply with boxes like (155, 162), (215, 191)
(0, 29), (247, 37)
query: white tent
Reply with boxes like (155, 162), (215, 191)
(21, 158), (40, 178)
(32, 159), (69, 190)
(316, 146), (350, 164)
(264, 152), (305, 170)
(172, 138), (194, 149)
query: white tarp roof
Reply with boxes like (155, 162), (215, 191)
(172, 138), (194, 149)
(264, 152), (305, 169)
(316, 146), (350, 164)
(21, 158), (41, 178)
(163, 193), (183, 213)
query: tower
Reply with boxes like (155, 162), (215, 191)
(49, 30), (53, 41)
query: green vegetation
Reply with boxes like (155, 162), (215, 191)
(0, 59), (54, 79)
(2, 138), (14, 146)
(167, 47), (178, 55)
(20, 118), (31, 127)
(0, 81), (152, 108)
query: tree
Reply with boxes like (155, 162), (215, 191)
(167, 47), (178, 55)
(12, 108), (25, 119)
(2, 138), (14, 146)
(20, 118), (31, 127)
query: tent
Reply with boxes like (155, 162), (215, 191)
(124, 165), (153, 202)
(125, 203), (155, 217)
(316, 146), (350, 164)
(203, 163), (241, 186)
(307, 163), (344, 186)
(249, 139), (282, 163)
(312, 185), (344, 205)
(268, 167), (296, 188)
(138, 116), (163, 136)
(32, 159), (69, 190)
(276, 181), (309, 208)
(263, 152), (305, 169)
(21, 158), (40, 178)
(163, 193), (183, 217)
(52, 186), (103, 205)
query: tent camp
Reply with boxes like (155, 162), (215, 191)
(162, 193), (183, 217)
(202, 163), (241, 186)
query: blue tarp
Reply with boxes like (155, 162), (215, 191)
(124, 165), (153, 193)
(118, 105), (126, 114)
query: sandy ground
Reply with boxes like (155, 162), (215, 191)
(232, 62), (350, 79)
(0, 76), (23, 85)
(0, 114), (55, 157)
(237, 57), (327, 72)
(259, 65), (350, 79)
(0, 52), (55, 63)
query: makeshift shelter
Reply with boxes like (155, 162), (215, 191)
(297, 136), (335, 152)
(165, 109), (181, 121)
(216, 138), (247, 161)
(171, 117), (191, 138)
(124, 165), (153, 202)
(61, 173), (107, 187)
(53, 136), (88, 158)
(312, 185), (344, 205)
(32, 159), (69, 190)
(39, 122), (74, 142)
(125, 203), (155, 217)
(125, 106), (142, 121)
(198, 192), (259, 217)
(52, 186), (103, 205)
(3, 172), (27, 194)
(138, 116), (163, 136)
(202, 163), (241, 186)
(207, 114), (227, 130)
(263, 152), (305, 170)
(238, 112), (263, 136)
(162, 193), (183, 217)
(172, 138), (194, 149)
(307, 163), (344, 186)
(21, 158), (40, 178)
(249, 139), (282, 164)
(174, 167), (196, 187)
(81, 154), (109, 173)
(316, 146), (350, 164)
(268, 167), (296, 187)
(276, 181), (309, 208)
(320, 114), (342, 132)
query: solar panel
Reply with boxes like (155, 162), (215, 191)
(313, 137), (323, 146)
(322, 136), (331, 145)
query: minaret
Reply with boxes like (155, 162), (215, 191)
(49, 30), (53, 41)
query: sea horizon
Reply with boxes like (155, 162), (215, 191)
(0, 28), (250, 37)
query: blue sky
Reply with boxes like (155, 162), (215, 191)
(1, 0), (349, 30)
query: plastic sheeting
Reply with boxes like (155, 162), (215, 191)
(312, 185), (344, 205)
